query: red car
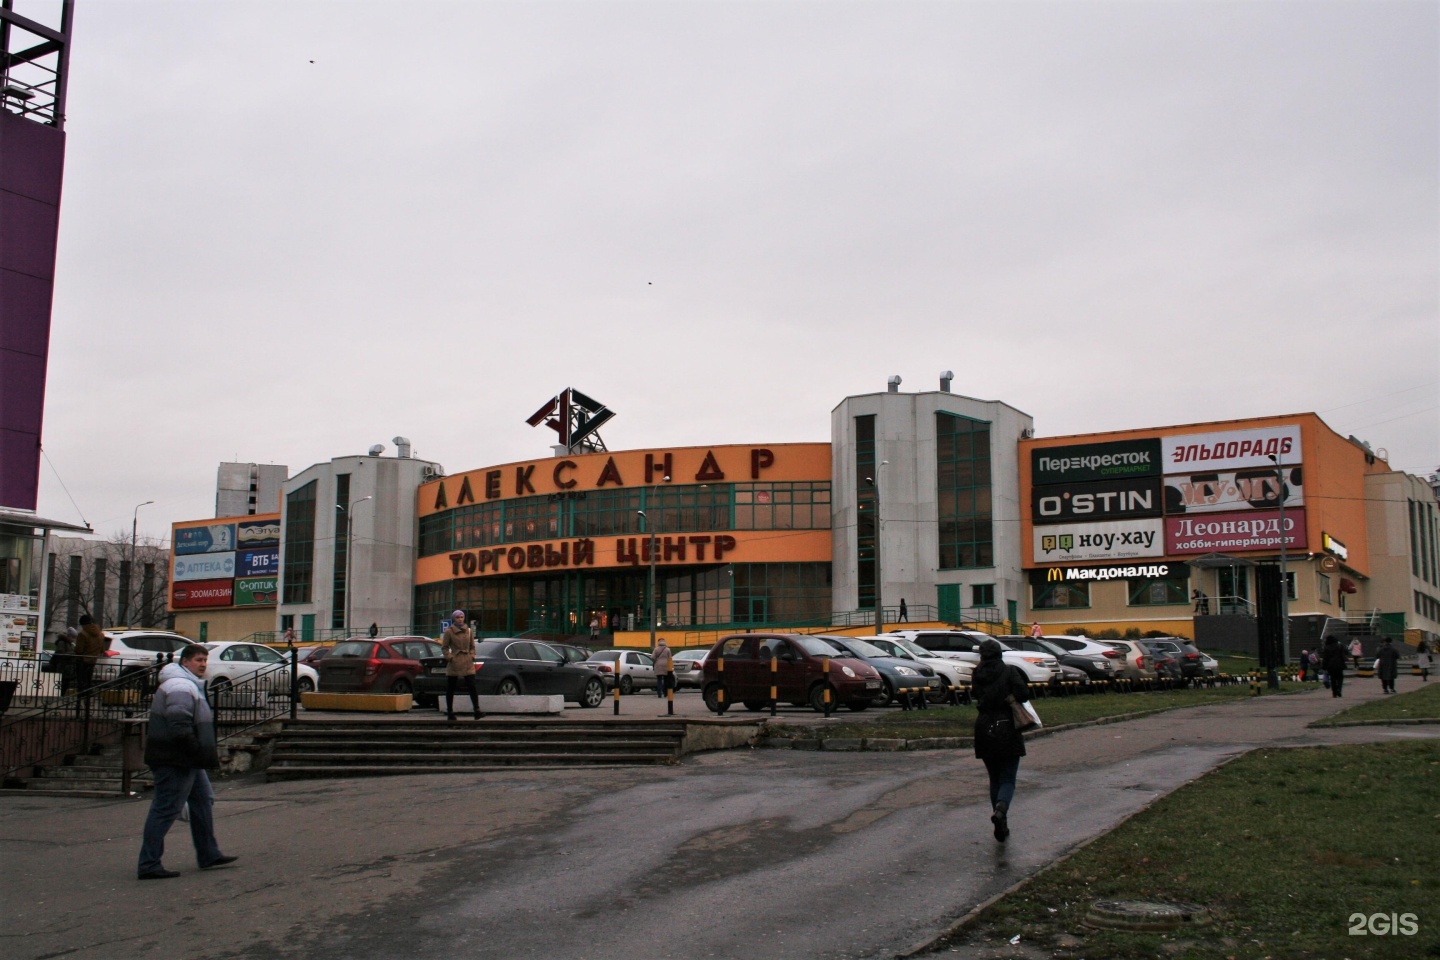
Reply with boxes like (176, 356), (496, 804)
(700, 633), (882, 713)
(315, 636), (442, 696)
(296, 645), (334, 668)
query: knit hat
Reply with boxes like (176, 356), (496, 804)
(979, 638), (1003, 661)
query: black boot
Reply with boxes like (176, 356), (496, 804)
(991, 801), (1009, 842)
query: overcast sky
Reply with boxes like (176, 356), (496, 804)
(28, 0), (1439, 543)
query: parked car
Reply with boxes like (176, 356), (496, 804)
(1144, 639), (1210, 679)
(296, 645), (334, 669)
(1037, 635), (1128, 675)
(863, 635), (972, 696)
(817, 635), (943, 707)
(672, 649), (709, 689)
(556, 644), (616, 689)
(316, 636), (442, 697)
(885, 630), (1057, 682)
(585, 649), (656, 694)
(203, 641), (319, 695)
(1138, 641), (1184, 680)
(1001, 636), (1114, 682)
(102, 630), (192, 669)
(699, 633), (882, 713)
(1198, 650), (1220, 677)
(1100, 640), (1159, 680)
(414, 639), (607, 708)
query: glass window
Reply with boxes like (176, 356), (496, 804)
(972, 584), (995, 607)
(506, 642), (538, 661)
(936, 413), (993, 569)
(1127, 578), (1189, 606)
(1033, 582), (1091, 609)
(855, 415), (877, 608)
(794, 635), (845, 656)
(1318, 573), (1333, 604)
(332, 641), (376, 658)
(534, 644), (563, 664)
(282, 481), (317, 604)
(253, 646), (284, 663)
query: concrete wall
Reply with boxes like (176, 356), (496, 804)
(216, 463), (289, 518)
(173, 607), (275, 643)
(1365, 470), (1440, 644)
(830, 388), (1032, 623)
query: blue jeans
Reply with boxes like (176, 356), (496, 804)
(983, 756), (1020, 810)
(138, 766), (223, 874)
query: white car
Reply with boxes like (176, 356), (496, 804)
(103, 630), (193, 669)
(882, 629), (1058, 683)
(585, 649), (656, 694)
(863, 635), (973, 692)
(202, 641), (318, 695)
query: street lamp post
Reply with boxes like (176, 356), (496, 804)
(1268, 455), (1289, 689)
(127, 501), (153, 626)
(339, 496), (372, 634)
(637, 475), (671, 649)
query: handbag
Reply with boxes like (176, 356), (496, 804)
(1008, 695), (1041, 732)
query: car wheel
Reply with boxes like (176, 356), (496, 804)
(845, 700), (871, 712)
(209, 677), (232, 696)
(298, 677), (315, 693)
(497, 676), (522, 696)
(871, 680), (893, 708)
(580, 677), (605, 708)
(808, 682), (835, 713)
(702, 683), (724, 714)
(390, 678), (412, 695)
(742, 699), (768, 712)
(619, 675), (633, 695)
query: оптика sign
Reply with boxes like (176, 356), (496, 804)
(1031, 476), (1163, 525)
(1032, 438), (1161, 486)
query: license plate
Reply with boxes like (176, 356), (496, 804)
(429, 667), (445, 676)
(865, 680), (881, 689)
(927, 679), (941, 687)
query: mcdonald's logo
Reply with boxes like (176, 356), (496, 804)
(1046, 568), (1064, 582)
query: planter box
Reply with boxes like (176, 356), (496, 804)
(300, 692), (413, 712)
(434, 695), (564, 715)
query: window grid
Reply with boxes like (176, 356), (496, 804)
(281, 481), (317, 604)
(936, 412), (993, 570)
(1032, 581), (1089, 609)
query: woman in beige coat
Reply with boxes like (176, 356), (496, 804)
(442, 610), (483, 721)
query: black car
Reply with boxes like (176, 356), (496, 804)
(817, 636), (942, 707)
(1146, 639), (1207, 679)
(414, 639), (607, 708)
(1002, 636), (1111, 682)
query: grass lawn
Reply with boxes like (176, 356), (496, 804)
(941, 740), (1440, 959)
(1312, 681), (1440, 726)
(766, 685), (1299, 742)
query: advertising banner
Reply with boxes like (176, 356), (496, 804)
(1031, 438), (1161, 486)
(173, 552), (236, 582)
(1033, 518), (1165, 563)
(1031, 476), (1163, 525)
(1028, 561), (1190, 588)
(174, 523), (237, 556)
(235, 548), (280, 578)
(233, 576), (278, 606)
(1163, 466), (1303, 515)
(237, 519), (280, 549)
(1166, 508), (1308, 555)
(170, 578), (234, 609)
(1162, 425), (1302, 475)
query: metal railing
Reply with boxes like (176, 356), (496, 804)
(208, 658), (306, 740)
(1, 660), (163, 783)
(1193, 595), (1254, 616)
(242, 626), (425, 646)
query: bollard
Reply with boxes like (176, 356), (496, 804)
(770, 656), (778, 717)
(667, 683), (674, 716)
(822, 657), (832, 718)
(613, 677), (621, 716)
(716, 656), (729, 714)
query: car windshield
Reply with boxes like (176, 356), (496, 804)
(587, 651), (621, 662)
(331, 642), (376, 658)
(830, 638), (886, 658)
(886, 637), (934, 658)
(792, 636), (845, 656)
(475, 640), (510, 657)
(673, 650), (704, 661)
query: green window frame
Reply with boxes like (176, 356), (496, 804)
(1032, 581), (1089, 609)
(281, 480), (317, 604)
(856, 415), (877, 609)
(972, 583), (995, 607)
(936, 412), (993, 570)
(1126, 577), (1188, 606)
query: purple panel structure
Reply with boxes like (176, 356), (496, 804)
(0, 109), (67, 511)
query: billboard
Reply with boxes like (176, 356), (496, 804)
(1033, 519), (1165, 563)
(1032, 439), (1161, 486)
(174, 524), (237, 556)
(235, 548), (280, 578)
(1029, 561), (1190, 587)
(237, 519), (280, 549)
(1162, 425), (1302, 475)
(1163, 466), (1303, 515)
(1166, 508), (1308, 555)
(173, 552), (235, 582)
(171, 579), (234, 609)
(233, 576), (278, 606)
(1031, 476), (1163, 525)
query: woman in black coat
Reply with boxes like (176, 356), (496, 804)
(1375, 638), (1400, 694)
(972, 638), (1031, 842)
(1321, 637), (1347, 698)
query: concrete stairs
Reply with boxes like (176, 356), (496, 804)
(266, 718), (687, 781)
(0, 743), (153, 798)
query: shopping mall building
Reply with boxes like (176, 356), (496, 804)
(155, 381), (1440, 651)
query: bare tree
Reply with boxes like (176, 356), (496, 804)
(44, 533), (171, 632)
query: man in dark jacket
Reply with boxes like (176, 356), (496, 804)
(137, 645), (237, 879)
(73, 614), (106, 696)
(1375, 638), (1400, 694)
(1321, 637), (1348, 698)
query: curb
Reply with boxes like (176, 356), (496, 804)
(893, 751), (1253, 959)
(1311, 717), (1440, 728)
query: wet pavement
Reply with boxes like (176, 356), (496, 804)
(1, 676), (1435, 960)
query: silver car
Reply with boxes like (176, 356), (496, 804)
(671, 649), (708, 689)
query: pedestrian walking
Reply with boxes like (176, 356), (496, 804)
(652, 637), (674, 700)
(368, 622), (379, 639)
(590, 616), (600, 643)
(1298, 649), (1310, 682)
(1029, 621), (1042, 639)
(1321, 636), (1347, 698)
(1192, 590), (1210, 615)
(73, 615), (105, 697)
(1349, 637), (1363, 670)
(137, 645), (237, 879)
(442, 610), (483, 721)
(1375, 637), (1400, 694)
(971, 638), (1030, 842)
(898, 598), (908, 622)
(1307, 648), (1321, 682)
(52, 627), (77, 694)
(1418, 639), (1433, 682)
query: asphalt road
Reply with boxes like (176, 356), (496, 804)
(2, 677), (1435, 960)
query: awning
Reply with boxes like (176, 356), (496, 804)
(0, 508), (93, 534)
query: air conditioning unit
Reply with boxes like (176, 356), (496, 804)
(1020, 428), (1034, 439)
(422, 465), (443, 480)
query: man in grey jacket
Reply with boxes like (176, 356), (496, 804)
(137, 645), (237, 879)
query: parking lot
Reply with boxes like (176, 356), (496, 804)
(3, 678), (1435, 960)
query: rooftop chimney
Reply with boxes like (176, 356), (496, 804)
(394, 436), (412, 458)
(887, 375), (902, 393)
(939, 370), (954, 393)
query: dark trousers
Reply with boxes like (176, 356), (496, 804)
(445, 674), (480, 717)
(1330, 672), (1344, 697)
(138, 766), (223, 874)
(982, 755), (1020, 810)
